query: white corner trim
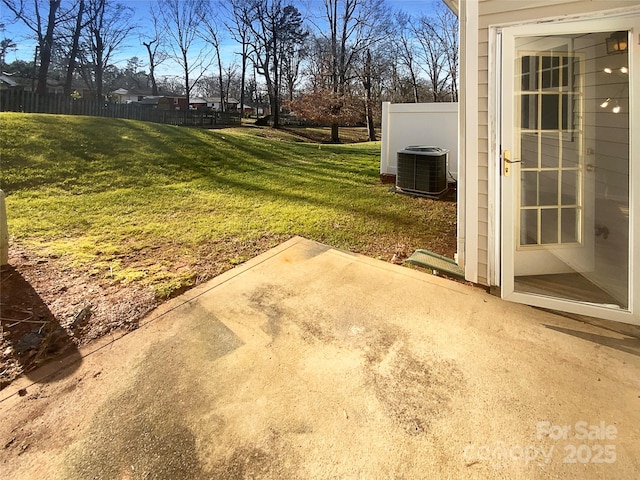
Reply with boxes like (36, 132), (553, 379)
(487, 27), (502, 287)
(462, 0), (479, 283)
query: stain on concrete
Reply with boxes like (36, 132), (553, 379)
(248, 285), (294, 338)
(359, 326), (465, 436)
(211, 444), (274, 479)
(61, 337), (209, 479)
(298, 316), (335, 344)
(61, 311), (244, 480)
(181, 302), (244, 362)
(209, 429), (299, 479)
(368, 340), (465, 436)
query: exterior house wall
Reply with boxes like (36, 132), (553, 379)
(380, 102), (459, 179)
(461, 0), (638, 285)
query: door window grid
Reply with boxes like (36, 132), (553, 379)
(517, 53), (583, 247)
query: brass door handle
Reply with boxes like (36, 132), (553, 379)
(503, 150), (520, 177)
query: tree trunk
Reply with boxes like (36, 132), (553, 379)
(330, 123), (339, 143)
(64, 0), (84, 96)
(95, 31), (104, 100)
(37, 0), (61, 95)
(271, 45), (280, 128)
(410, 69), (420, 103)
(364, 50), (376, 142)
(143, 40), (158, 96)
(329, 0), (339, 143)
(183, 48), (190, 110)
(239, 51), (246, 116)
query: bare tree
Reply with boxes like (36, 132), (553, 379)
(157, 74), (184, 95)
(141, 8), (167, 96)
(394, 11), (420, 103)
(158, 0), (210, 108)
(198, 1), (226, 111)
(432, 4), (459, 101)
(80, 0), (135, 99)
(1, 0), (69, 94)
(242, 0), (307, 127)
(362, 49), (375, 140)
(301, 35), (331, 91)
(412, 3), (458, 102)
(225, 0), (253, 116)
(315, 0), (391, 142)
(61, 0), (87, 96)
(281, 34), (306, 102)
(222, 62), (238, 108)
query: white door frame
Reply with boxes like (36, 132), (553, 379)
(494, 14), (640, 326)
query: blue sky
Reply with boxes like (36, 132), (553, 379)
(1, 0), (440, 78)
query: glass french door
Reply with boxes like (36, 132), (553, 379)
(500, 17), (639, 325)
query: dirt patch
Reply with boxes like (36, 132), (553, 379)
(0, 235), (293, 389)
(1, 245), (156, 389)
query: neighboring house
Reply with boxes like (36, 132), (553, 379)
(257, 104), (271, 116)
(189, 96), (208, 109)
(240, 104), (254, 115)
(111, 87), (156, 103)
(112, 87), (185, 108)
(445, 0), (639, 325)
(0, 75), (93, 96)
(113, 88), (157, 103)
(139, 96), (175, 110)
(189, 96), (240, 111)
(111, 88), (129, 103)
(0, 74), (19, 90)
(219, 97), (239, 112)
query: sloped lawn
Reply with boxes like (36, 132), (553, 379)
(0, 113), (456, 385)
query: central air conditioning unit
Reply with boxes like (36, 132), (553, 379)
(396, 146), (449, 197)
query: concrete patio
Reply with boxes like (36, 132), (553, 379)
(1, 236), (639, 479)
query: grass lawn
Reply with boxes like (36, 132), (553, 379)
(1, 113), (456, 299)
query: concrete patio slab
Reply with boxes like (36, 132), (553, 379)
(1, 236), (639, 479)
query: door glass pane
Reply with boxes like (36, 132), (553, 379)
(541, 94), (559, 129)
(521, 133), (538, 168)
(562, 138), (579, 168)
(540, 209), (559, 244)
(540, 134), (559, 168)
(561, 94), (571, 130)
(521, 171), (538, 206)
(513, 31), (630, 310)
(561, 208), (577, 243)
(521, 95), (538, 128)
(541, 56), (560, 89)
(539, 171), (559, 205)
(561, 171), (577, 205)
(521, 56), (539, 90)
(520, 209), (538, 245)
(561, 56), (569, 87)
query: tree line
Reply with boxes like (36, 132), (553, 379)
(1, 0), (458, 142)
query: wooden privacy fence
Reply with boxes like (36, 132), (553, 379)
(0, 90), (241, 127)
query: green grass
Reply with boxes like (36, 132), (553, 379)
(0, 113), (456, 298)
